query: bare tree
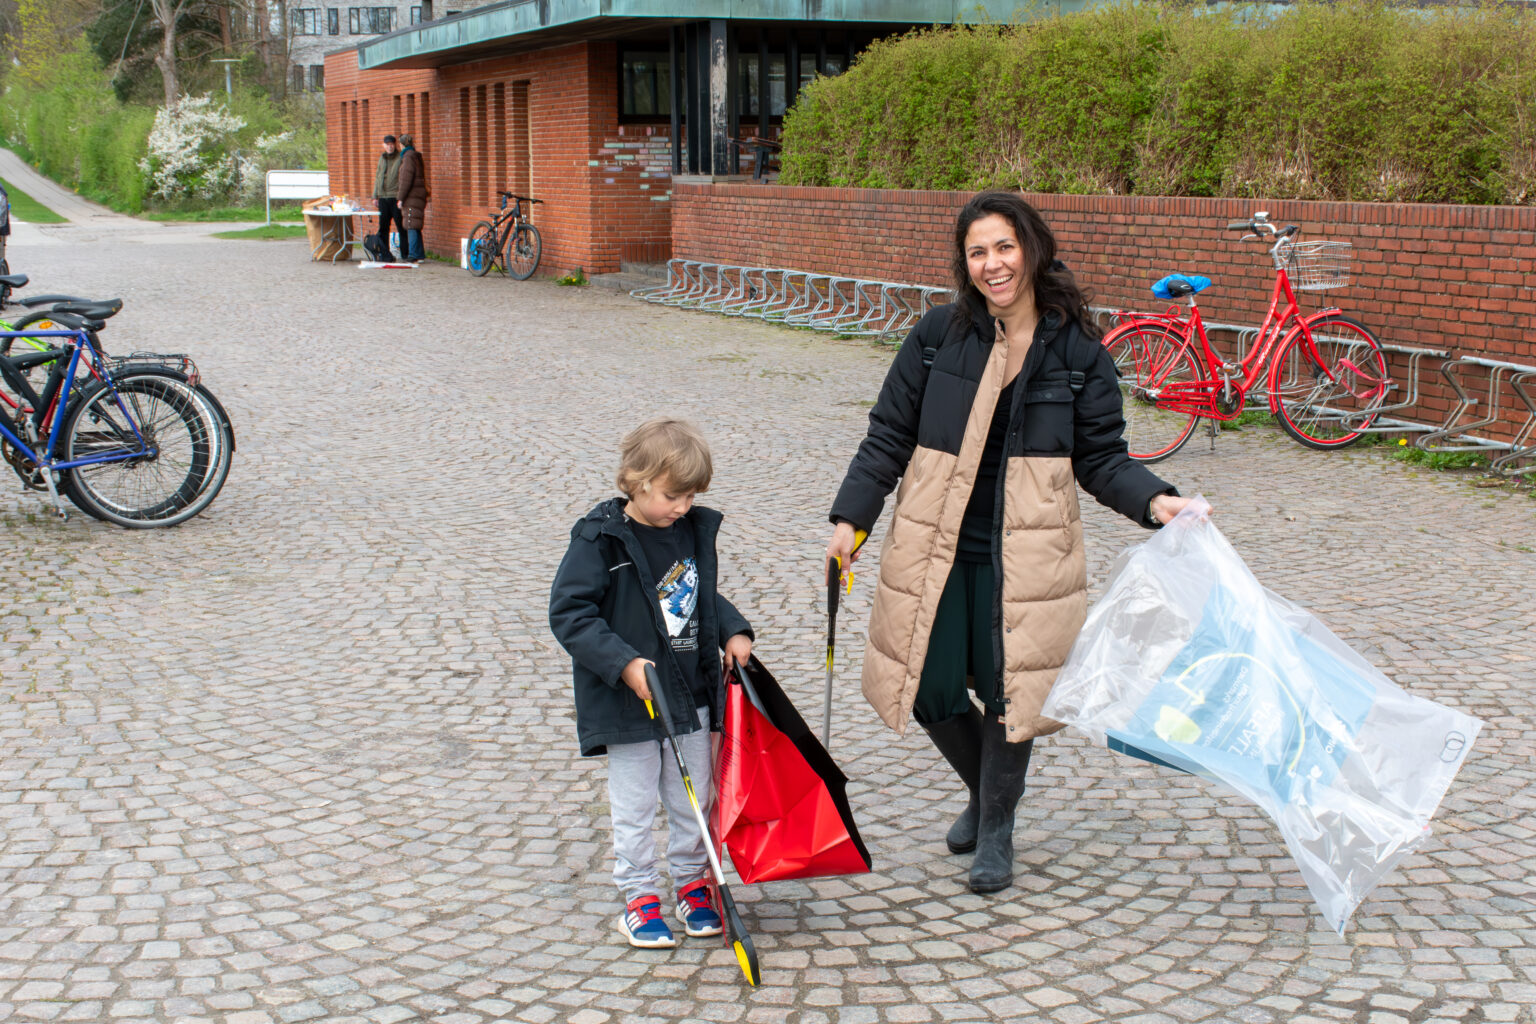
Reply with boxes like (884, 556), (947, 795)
(149, 0), (196, 105)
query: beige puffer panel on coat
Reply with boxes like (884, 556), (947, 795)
(861, 322), (1083, 743)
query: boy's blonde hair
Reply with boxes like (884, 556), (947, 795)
(616, 417), (713, 497)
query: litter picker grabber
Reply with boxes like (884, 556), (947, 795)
(824, 529), (868, 746)
(643, 663), (761, 987)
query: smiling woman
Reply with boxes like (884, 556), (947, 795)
(825, 189), (1200, 897)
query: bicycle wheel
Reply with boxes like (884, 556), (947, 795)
(466, 221), (497, 277)
(507, 223), (541, 280)
(0, 310), (65, 359)
(106, 369), (234, 507)
(1270, 314), (1389, 450)
(1101, 321), (1203, 462)
(59, 376), (216, 528)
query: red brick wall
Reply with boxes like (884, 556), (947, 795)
(324, 43), (674, 274)
(672, 183), (1536, 443)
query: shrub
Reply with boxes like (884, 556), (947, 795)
(782, 0), (1536, 205)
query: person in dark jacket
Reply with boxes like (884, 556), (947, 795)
(372, 135), (404, 261)
(395, 133), (427, 262)
(549, 417), (754, 950)
(824, 191), (1202, 895)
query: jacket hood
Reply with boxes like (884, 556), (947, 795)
(573, 496), (723, 539)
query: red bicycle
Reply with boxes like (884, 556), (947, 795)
(1102, 212), (1389, 462)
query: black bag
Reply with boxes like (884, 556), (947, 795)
(362, 233), (388, 262)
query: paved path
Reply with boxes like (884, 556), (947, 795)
(1, 225), (1533, 1024)
(0, 149), (135, 226)
(0, 148), (279, 249)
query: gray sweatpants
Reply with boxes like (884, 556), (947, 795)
(606, 704), (712, 902)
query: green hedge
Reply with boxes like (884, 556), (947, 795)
(780, 1), (1536, 205)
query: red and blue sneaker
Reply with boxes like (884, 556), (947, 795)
(675, 880), (723, 938)
(617, 895), (676, 948)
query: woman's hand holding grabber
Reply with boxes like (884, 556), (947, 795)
(825, 521), (861, 587)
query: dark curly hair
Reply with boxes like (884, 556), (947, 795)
(950, 190), (1097, 339)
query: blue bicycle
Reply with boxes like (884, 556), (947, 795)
(1, 312), (225, 527)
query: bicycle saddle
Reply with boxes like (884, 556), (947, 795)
(48, 300), (122, 321)
(32, 310), (106, 333)
(1151, 273), (1212, 299)
(16, 293), (91, 308)
(0, 274), (27, 289)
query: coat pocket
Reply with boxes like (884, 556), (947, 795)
(1018, 383), (1075, 455)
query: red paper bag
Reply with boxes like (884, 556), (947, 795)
(713, 656), (871, 884)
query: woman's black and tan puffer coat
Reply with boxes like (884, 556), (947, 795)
(830, 303), (1175, 745)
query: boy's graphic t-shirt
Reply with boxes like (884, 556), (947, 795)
(630, 517), (707, 707)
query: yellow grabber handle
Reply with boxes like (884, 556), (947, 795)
(823, 528), (869, 747)
(642, 664), (762, 986)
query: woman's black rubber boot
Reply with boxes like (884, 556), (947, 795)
(919, 705), (984, 853)
(968, 713), (1034, 894)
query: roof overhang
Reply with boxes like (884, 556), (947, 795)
(357, 0), (1034, 70)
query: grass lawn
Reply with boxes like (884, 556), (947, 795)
(1, 179), (66, 223)
(142, 205), (307, 223)
(211, 224), (308, 240)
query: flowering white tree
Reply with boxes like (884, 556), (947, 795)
(139, 95), (248, 201)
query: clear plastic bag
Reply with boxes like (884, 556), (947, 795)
(1042, 498), (1482, 932)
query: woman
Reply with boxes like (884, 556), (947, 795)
(825, 191), (1198, 894)
(395, 133), (428, 262)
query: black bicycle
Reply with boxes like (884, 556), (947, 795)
(466, 191), (542, 280)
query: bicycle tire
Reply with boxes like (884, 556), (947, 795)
(59, 376), (217, 528)
(507, 223), (541, 280)
(1270, 314), (1388, 450)
(82, 368), (235, 501)
(467, 221), (497, 277)
(1102, 321), (1203, 462)
(0, 309), (65, 359)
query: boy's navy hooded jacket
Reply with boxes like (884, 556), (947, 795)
(549, 497), (753, 756)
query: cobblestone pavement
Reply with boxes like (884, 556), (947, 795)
(1, 222), (1533, 1024)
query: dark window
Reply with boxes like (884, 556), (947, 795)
(620, 50), (670, 118)
(291, 65), (306, 93)
(310, 65), (325, 91)
(410, 5), (422, 24)
(291, 8), (321, 34)
(327, 8), (339, 34)
(348, 7), (393, 33)
(737, 53), (788, 119)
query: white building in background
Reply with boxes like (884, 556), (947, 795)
(286, 2), (471, 93)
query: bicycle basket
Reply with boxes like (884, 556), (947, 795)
(1284, 240), (1352, 291)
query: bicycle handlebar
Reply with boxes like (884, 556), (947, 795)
(1225, 220), (1253, 232)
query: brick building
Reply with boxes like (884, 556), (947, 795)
(323, 1), (1025, 274)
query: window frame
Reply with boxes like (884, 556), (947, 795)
(617, 47), (674, 124)
(290, 7), (321, 35)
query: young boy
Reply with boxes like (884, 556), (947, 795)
(549, 418), (754, 948)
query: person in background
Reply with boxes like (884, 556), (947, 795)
(373, 135), (404, 262)
(396, 133), (428, 263)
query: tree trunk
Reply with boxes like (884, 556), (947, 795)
(217, 6), (233, 52)
(150, 0), (182, 107)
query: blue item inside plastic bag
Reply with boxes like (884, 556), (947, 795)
(1106, 584), (1375, 802)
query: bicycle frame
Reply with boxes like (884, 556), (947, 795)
(1124, 260), (1342, 420)
(0, 328), (153, 473)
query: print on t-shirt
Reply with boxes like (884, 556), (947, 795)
(656, 558), (700, 653)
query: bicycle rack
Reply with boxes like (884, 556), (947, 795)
(1489, 371), (1536, 476)
(1334, 345), (1449, 435)
(1417, 356), (1536, 464)
(629, 258), (691, 302)
(635, 279), (1534, 473)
